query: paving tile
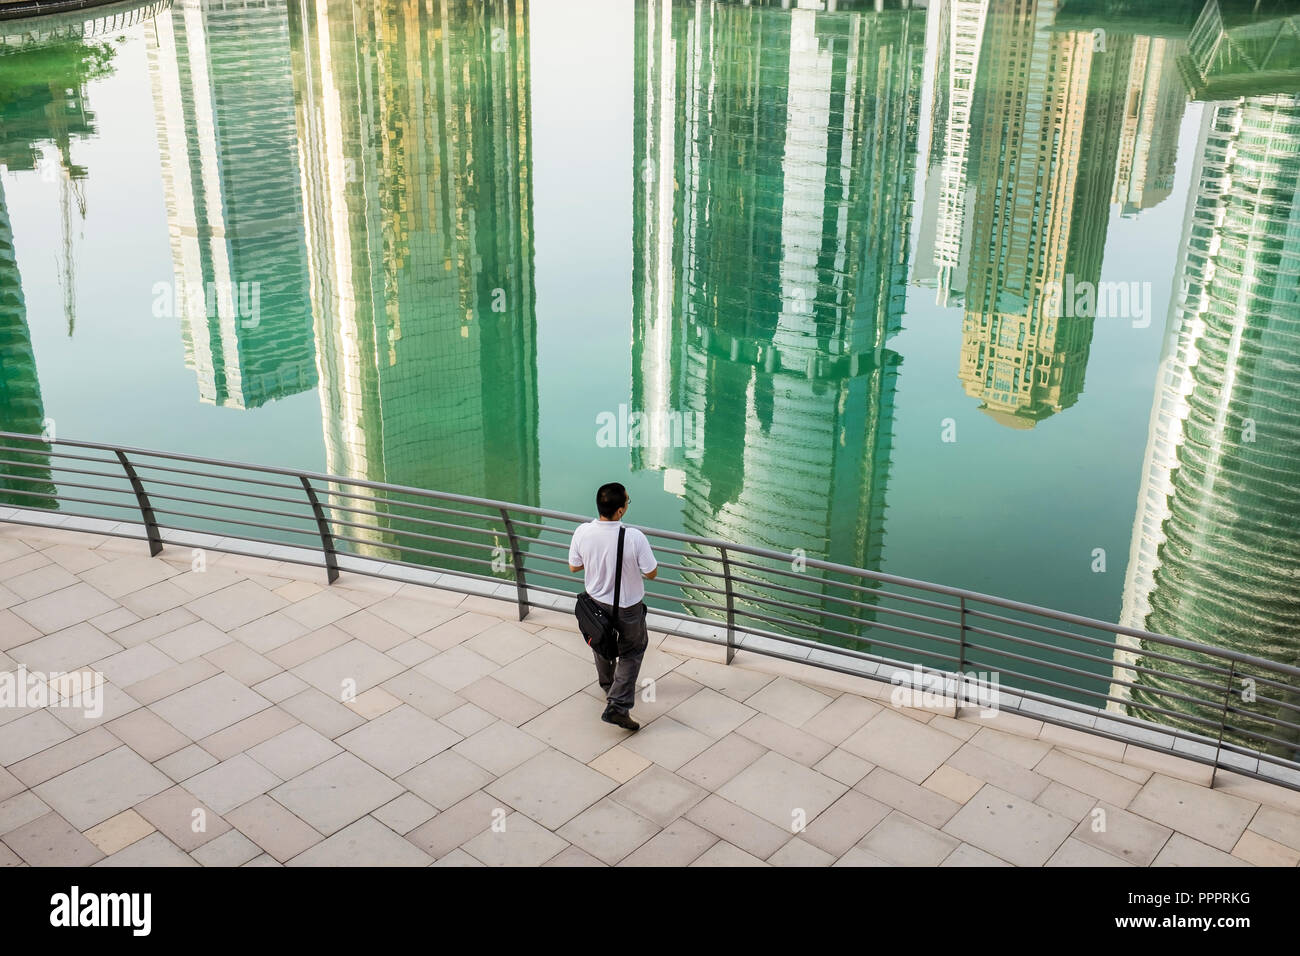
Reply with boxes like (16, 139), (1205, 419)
(379, 670), (465, 720)
(1128, 773), (1258, 852)
(292, 639), (405, 699)
(946, 742), (1050, 801)
(678, 732), (768, 791)
(734, 713), (833, 767)
(461, 811), (569, 866)
(0, 608), (41, 649)
(458, 676), (545, 726)
(282, 591), (361, 631)
(621, 716), (713, 771)
(192, 828), (262, 867)
(202, 642), (281, 686)
(246, 724), (342, 780)
(942, 843), (1012, 866)
(1034, 750), (1143, 806)
(611, 765), (708, 827)
(6, 563), (78, 600)
(398, 750), (495, 812)
(494, 644), (599, 707)
(685, 793), (789, 860)
(252, 672), (309, 704)
(544, 845), (606, 867)
(416, 645), (499, 693)
(1246, 805), (1300, 852)
(388, 639), (437, 667)
(666, 687), (756, 738)
(840, 709), (962, 784)
(278, 688), (365, 739)
(81, 556), (177, 599)
(286, 816), (432, 866)
(463, 621), (544, 665)
(744, 677), (835, 728)
(689, 840), (767, 867)
(119, 581), (192, 618)
(439, 703), (497, 738)
(589, 745), (653, 785)
(923, 764), (985, 805)
(94, 830), (197, 866)
(619, 817), (717, 867)
(1232, 828), (1300, 867)
(51, 680), (141, 735)
(185, 580), (288, 632)
(417, 611), (499, 649)
(486, 749), (616, 830)
(183, 755), (282, 817)
(228, 613), (310, 654)
(3, 812), (104, 865)
(799, 694), (882, 746)
(0, 791), (51, 835)
(9, 621), (120, 673)
(227, 794), (323, 862)
(269, 752), (403, 836)
(859, 810), (961, 866)
(429, 847), (484, 867)
(83, 809), (155, 855)
(450, 719), (545, 776)
(942, 784), (1075, 867)
(0, 710), (74, 765)
(154, 744), (218, 783)
(199, 707), (298, 761)
(606, 670), (702, 725)
(557, 798), (659, 865)
(134, 784), (232, 850)
(1034, 780), (1099, 822)
(106, 707), (191, 762)
(768, 837), (836, 867)
(241, 853), (283, 867)
(519, 694), (626, 763)
(373, 793), (437, 836)
(406, 790), (499, 858)
(1070, 801), (1172, 866)
(89, 607), (140, 634)
(7, 727), (120, 788)
(800, 789), (892, 857)
(95, 644), (176, 687)
(150, 674), (270, 740)
(969, 725), (1054, 769)
(718, 751), (847, 832)
(337, 705), (461, 778)
(335, 610), (415, 653)
(112, 608), (200, 649)
(123, 659), (220, 706)
(34, 746), (172, 830)
(153, 619), (231, 662)
(856, 767), (967, 830)
(1152, 832), (1249, 867)
(369, 596), (460, 636)
(1045, 838), (1131, 867)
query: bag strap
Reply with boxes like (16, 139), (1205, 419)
(611, 527), (626, 617)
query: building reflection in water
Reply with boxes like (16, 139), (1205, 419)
(0, 31), (122, 507)
(289, 0), (538, 566)
(148, 0), (318, 409)
(632, 0), (922, 647)
(1112, 91), (1300, 758)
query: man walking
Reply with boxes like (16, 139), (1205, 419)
(569, 482), (658, 730)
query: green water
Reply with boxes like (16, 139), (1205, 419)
(1, 0), (1298, 737)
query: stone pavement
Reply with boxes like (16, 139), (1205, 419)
(0, 521), (1297, 867)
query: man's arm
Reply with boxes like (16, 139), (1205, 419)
(568, 527), (583, 573)
(636, 531), (658, 580)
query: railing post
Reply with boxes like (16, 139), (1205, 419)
(300, 476), (339, 585)
(114, 450), (162, 557)
(720, 546), (735, 664)
(499, 507), (528, 621)
(954, 595), (967, 717)
(1211, 659), (1238, 789)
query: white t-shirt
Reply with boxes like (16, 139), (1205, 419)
(569, 519), (657, 607)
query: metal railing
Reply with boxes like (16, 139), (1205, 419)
(1, 430), (1298, 791)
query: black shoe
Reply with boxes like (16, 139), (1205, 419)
(601, 707), (640, 731)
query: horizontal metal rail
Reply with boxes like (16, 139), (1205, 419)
(1, 429), (1297, 792)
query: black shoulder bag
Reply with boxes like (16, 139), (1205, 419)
(574, 527), (625, 661)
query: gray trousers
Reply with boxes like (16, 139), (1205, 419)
(593, 601), (649, 714)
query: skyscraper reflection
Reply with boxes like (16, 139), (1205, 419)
(632, 0), (921, 643)
(1112, 93), (1300, 757)
(290, 0), (538, 562)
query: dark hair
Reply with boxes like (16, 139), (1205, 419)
(596, 482), (628, 519)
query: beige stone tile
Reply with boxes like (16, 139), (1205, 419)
(228, 613), (310, 655)
(690, 840), (767, 866)
(1153, 832), (1250, 867)
(969, 725), (1053, 769)
(227, 794), (323, 862)
(666, 687), (756, 739)
(1038, 722), (1127, 761)
(252, 672), (309, 704)
(334, 610), (415, 653)
(269, 752), (402, 836)
(184, 755), (282, 817)
(941, 842), (1011, 866)
(287, 815), (431, 866)
(106, 707), (191, 762)
(203, 641), (281, 686)
(154, 744), (217, 783)
(84, 808), (155, 855)
(1232, 828), (1300, 867)
(134, 784), (231, 850)
(610, 764), (707, 827)
(519, 693), (626, 763)
(832, 846), (895, 866)
(800, 789), (891, 858)
(942, 784), (1074, 867)
(946, 742), (1049, 801)
(622, 716), (713, 771)
(185, 580), (288, 632)
(718, 751), (846, 832)
(150, 673), (270, 741)
(814, 748), (874, 787)
(399, 751), (495, 811)
(1046, 837), (1132, 867)
(840, 709), (962, 784)
(685, 793), (788, 860)
(1121, 744), (1214, 786)
(1246, 805), (1300, 852)
(924, 764), (985, 805)
(368, 596), (461, 637)
(9, 621), (120, 673)
(282, 590), (362, 631)
(0, 710), (74, 765)
(461, 811), (569, 866)
(406, 790), (498, 858)
(588, 745), (652, 784)
(557, 798), (659, 865)
(7, 726), (119, 787)
(1035, 750), (1144, 806)
(95, 643), (176, 688)
(744, 676), (834, 728)
(439, 703), (497, 738)
(417, 611), (500, 650)
(494, 644), (600, 708)
(619, 817), (716, 867)
(344, 687), (402, 721)
(192, 828), (262, 866)
(112, 608), (200, 649)
(1128, 774), (1258, 852)
(673, 657), (775, 702)
(291, 639), (404, 698)
(486, 749), (615, 830)
(3, 811), (104, 865)
(860, 810), (960, 866)
(1034, 780), (1097, 822)
(123, 658), (220, 706)
(245, 724), (341, 781)
(1071, 800), (1173, 866)
(416, 645), (500, 693)
(733, 713), (833, 767)
(278, 688), (365, 739)
(338, 705), (461, 778)
(372, 793), (437, 836)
